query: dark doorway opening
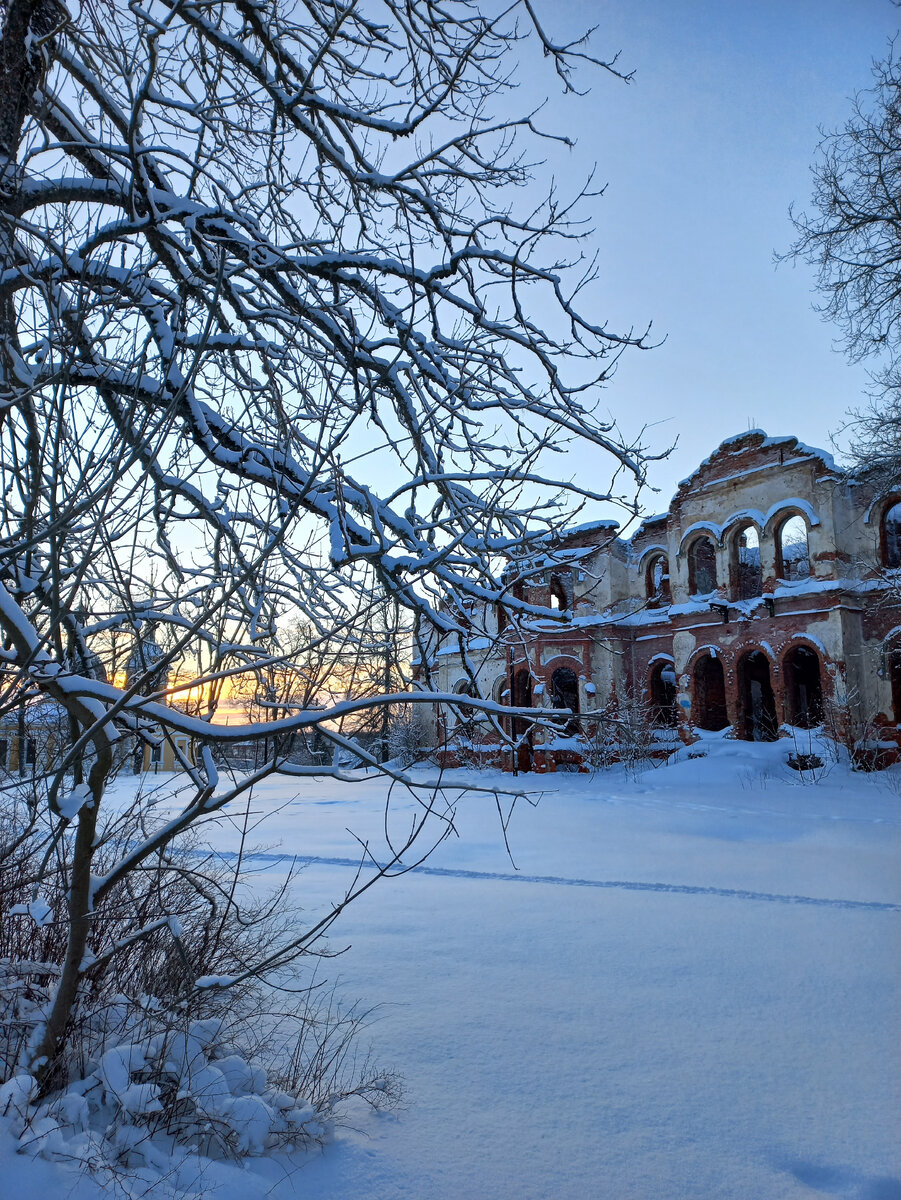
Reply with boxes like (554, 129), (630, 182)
(512, 668), (533, 770)
(649, 661), (678, 727)
(783, 646), (823, 728)
(693, 654), (728, 731)
(892, 649), (901, 724)
(738, 651), (778, 741)
(551, 667), (580, 735)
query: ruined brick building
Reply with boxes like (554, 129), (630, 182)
(423, 430), (901, 770)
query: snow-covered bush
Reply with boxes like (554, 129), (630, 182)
(820, 694), (895, 771)
(0, 966), (399, 1168)
(0, 776), (399, 1173)
(1, 1010), (330, 1168)
(387, 711), (430, 768)
(583, 694), (677, 775)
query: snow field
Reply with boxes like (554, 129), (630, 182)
(2, 735), (899, 1198)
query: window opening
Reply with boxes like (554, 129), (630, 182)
(646, 555), (671, 604)
(688, 537), (717, 595)
(738, 651), (778, 741)
(549, 574), (568, 612)
(892, 648), (901, 724)
(511, 669), (533, 770)
(452, 678), (475, 725)
(883, 500), (901, 568)
(778, 515), (810, 581)
(649, 662), (678, 727)
(733, 525), (762, 599)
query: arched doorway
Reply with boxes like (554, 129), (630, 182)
(511, 668), (533, 770)
(551, 667), (580, 735)
(693, 654), (729, 731)
(891, 647), (901, 724)
(649, 661), (677, 727)
(783, 646), (823, 727)
(738, 650), (778, 741)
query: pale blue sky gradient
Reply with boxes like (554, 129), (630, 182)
(525, 1), (899, 515)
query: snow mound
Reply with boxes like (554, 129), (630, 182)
(0, 1013), (329, 1185)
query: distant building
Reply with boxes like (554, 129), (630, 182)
(124, 626), (195, 772)
(0, 627), (194, 777)
(421, 430), (901, 770)
(0, 700), (69, 775)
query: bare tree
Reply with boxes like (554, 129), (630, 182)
(787, 39), (901, 483)
(0, 0), (654, 1089)
(226, 594), (411, 764)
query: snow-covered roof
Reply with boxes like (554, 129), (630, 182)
(435, 636), (493, 657)
(517, 546), (597, 571)
(560, 517), (621, 536)
(673, 431), (837, 500)
(632, 513), (668, 539)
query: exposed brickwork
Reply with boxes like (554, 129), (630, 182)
(425, 431), (901, 769)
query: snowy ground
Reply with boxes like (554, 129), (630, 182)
(3, 735), (900, 1199)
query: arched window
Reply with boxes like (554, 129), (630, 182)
(512, 669), (532, 712)
(549, 573), (568, 611)
(783, 646), (823, 728)
(551, 667), (580, 735)
(452, 678), (475, 725)
(777, 515), (810, 581)
(687, 536), (717, 595)
(646, 555), (671, 604)
(489, 675), (508, 737)
(649, 661), (677, 727)
(732, 524), (762, 600)
(882, 500), (901, 568)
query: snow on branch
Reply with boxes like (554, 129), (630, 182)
(0, 0), (654, 1085)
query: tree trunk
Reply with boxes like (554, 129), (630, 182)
(25, 747), (109, 1092)
(0, 0), (65, 397)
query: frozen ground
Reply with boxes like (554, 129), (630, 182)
(3, 734), (900, 1199)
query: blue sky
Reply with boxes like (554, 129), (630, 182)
(523, 0), (899, 513)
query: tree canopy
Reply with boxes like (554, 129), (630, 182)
(789, 44), (901, 483)
(0, 0), (654, 1082)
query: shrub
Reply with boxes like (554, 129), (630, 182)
(0, 774), (399, 1175)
